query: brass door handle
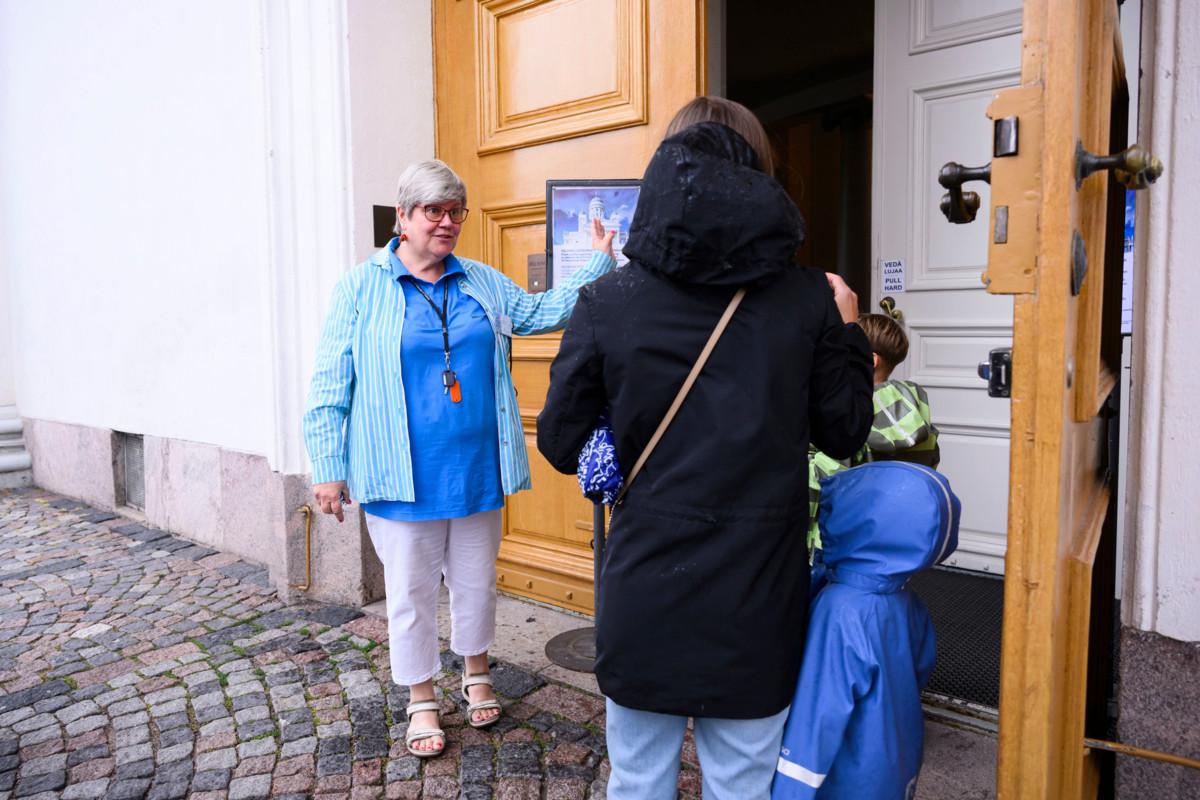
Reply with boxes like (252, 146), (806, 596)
(938, 161), (992, 224)
(879, 296), (904, 322)
(1076, 142), (1164, 190)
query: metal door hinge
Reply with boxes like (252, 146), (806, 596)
(978, 348), (1013, 398)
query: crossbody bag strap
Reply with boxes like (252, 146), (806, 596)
(614, 287), (747, 506)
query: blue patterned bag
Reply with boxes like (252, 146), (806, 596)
(574, 288), (747, 508)
(577, 415), (624, 506)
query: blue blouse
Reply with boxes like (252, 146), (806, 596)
(363, 246), (503, 521)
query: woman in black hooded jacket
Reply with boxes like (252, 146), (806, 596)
(537, 98), (873, 799)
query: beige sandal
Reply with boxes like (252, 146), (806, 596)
(462, 672), (503, 728)
(404, 699), (445, 758)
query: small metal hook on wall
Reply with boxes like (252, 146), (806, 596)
(879, 296), (904, 323)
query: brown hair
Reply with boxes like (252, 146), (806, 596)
(858, 314), (909, 374)
(665, 96), (774, 175)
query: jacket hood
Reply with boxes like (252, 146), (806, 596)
(817, 462), (961, 592)
(621, 122), (806, 287)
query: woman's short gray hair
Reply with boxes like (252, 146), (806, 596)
(393, 159), (468, 234)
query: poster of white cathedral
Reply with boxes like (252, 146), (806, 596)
(546, 180), (640, 288)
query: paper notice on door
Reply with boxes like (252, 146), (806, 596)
(882, 259), (906, 293)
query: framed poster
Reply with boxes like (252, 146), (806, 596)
(545, 179), (641, 288)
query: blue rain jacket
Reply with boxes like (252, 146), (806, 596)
(773, 462), (961, 800)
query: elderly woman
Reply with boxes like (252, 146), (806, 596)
(304, 159), (615, 757)
(537, 98), (873, 798)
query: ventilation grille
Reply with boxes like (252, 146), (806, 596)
(116, 432), (145, 510)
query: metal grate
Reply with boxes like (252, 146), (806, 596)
(116, 432), (145, 510)
(910, 566), (1004, 709)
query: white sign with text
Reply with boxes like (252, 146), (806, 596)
(881, 258), (906, 293)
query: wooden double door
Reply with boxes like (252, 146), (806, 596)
(436, 2), (1147, 795)
(433, 0), (705, 613)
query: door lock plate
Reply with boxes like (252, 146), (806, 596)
(978, 348), (1013, 398)
(981, 86), (1043, 295)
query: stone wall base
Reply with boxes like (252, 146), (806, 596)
(22, 417), (383, 608)
(1116, 626), (1200, 798)
(0, 469), (32, 489)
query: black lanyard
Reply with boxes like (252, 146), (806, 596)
(410, 279), (457, 391)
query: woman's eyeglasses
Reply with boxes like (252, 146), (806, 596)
(420, 205), (469, 224)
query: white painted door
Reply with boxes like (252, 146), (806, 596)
(872, 0), (1022, 574)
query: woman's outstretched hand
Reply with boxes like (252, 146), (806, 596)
(825, 273), (860, 325)
(591, 217), (617, 260)
(313, 480), (353, 523)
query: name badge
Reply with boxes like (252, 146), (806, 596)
(499, 314), (514, 337)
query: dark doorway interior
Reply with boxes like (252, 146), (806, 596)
(725, 4), (1006, 716)
(726, 0), (874, 307)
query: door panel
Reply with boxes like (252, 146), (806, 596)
(480, 202), (546, 279)
(935, 0), (1141, 795)
(435, 0), (703, 613)
(936, 431), (1010, 567)
(476, 0), (648, 153)
(909, 0), (1022, 53)
(874, 0), (1021, 573)
(912, 71), (1019, 289)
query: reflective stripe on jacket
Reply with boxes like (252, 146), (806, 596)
(867, 379), (939, 465)
(807, 379), (940, 549)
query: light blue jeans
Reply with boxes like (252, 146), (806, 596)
(605, 698), (790, 800)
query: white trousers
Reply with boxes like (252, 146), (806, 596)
(364, 508), (503, 685)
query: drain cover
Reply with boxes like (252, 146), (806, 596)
(544, 627), (597, 673)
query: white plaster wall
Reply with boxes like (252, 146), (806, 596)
(0, 0), (272, 455)
(347, 0), (436, 263)
(1124, 0), (1200, 643)
(0, 1), (436, 473)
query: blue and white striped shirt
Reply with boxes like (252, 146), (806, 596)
(303, 245), (616, 504)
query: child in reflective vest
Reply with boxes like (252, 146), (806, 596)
(774, 462), (961, 800)
(807, 313), (940, 552)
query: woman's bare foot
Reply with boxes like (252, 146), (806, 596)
(463, 653), (501, 725)
(407, 680), (444, 754)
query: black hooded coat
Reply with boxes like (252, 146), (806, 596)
(536, 122), (874, 718)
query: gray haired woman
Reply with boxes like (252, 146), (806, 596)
(303, 159), (616, 757)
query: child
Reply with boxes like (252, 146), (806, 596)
(856, 314), (940, 468)
(774, 462), (961, 800)
(807, 314), (940, 551)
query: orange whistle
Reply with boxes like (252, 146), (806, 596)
(449, 380), (462, 403)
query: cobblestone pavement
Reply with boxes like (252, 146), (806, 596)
(0, 488), (710, 800)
